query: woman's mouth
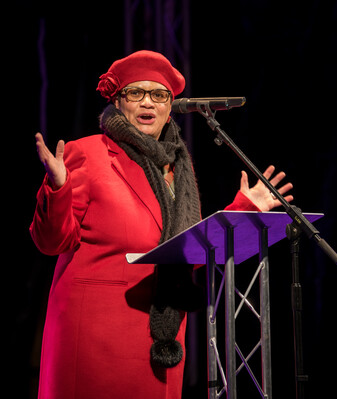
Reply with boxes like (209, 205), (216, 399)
(136, 113), (156, 125)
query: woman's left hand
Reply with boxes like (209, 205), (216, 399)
(239, 165), (294, 211)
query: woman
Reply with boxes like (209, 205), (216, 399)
(30, 50), (293, 399)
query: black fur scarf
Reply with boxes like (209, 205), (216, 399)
(100, 104), (203, 368)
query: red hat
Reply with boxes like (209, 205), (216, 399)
(97, 50), (185, 101)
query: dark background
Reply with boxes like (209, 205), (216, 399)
(8, 1), (337, 398)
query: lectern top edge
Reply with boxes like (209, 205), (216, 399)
(126, 211), (324, 265)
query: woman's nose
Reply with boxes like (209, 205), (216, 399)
(140, 92), (155, 106)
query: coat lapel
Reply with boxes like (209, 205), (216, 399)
(103, 135), (163, 233)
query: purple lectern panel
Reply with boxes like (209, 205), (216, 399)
(126, 211), (323, 265)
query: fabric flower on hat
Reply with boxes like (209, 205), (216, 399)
(97, 72), (121, 101)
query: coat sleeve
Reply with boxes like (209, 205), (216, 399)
(224, 190), (261, 211)
(29, 141), (90, 256)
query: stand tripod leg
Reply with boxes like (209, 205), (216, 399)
(225, 226), (237, 399)
(206, 227), (237, 399)
(260, 227), (272, 399)
(206, 248), (217, 399)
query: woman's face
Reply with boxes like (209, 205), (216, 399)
(115, 81), (172, 140)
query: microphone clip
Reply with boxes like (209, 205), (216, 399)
(196, 103), (223, 146)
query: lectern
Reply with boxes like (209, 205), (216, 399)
(127, 210), (323, 399)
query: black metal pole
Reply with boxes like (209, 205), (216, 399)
(286, 221), (308, 399)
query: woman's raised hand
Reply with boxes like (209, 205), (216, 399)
(239, 165), (294, 212)
(35, 133), (67, 190)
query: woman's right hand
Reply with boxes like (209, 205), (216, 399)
(35, 133), (67, 190)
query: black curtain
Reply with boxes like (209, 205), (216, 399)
(8, 2), (337, 398)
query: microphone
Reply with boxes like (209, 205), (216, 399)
(171, 97), (246, 113)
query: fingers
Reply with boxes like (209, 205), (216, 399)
(284, 194), (294, 203)
(35, 132), (44, 142)
(35, 133), (67, 189)
(55, 140), (65, 161)
(271, 181), (294, 208)
(269, 171), (287, 187)
(263, 165), (292, 190)
(262, 165), (294, 208)
(240, 170), (249, 188)
(272, 194), (294, 209)
(262, 165), (276, 180)
(263, 165), (286, 186)
(35, 132), (45, 150)
(268, 167), (294, 204)
(277, 182), (293, 196)
(35, 132), (52, 164)
(35, 133), (65, 164)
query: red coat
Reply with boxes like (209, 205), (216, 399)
(30, 134), (260, 399)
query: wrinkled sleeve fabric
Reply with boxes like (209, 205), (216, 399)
(30, 141), (90, 256)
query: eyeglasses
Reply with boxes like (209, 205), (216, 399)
(120, 87), (172, 103)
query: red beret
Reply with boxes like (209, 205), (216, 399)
(97, 50), (185, 101)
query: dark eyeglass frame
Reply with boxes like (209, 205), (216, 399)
(120, 86), (172, 103)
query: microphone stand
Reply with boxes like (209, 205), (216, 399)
(195, 103), (337, 399)
(286, 220), (308, 399)
(196, 103), (337, 265)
